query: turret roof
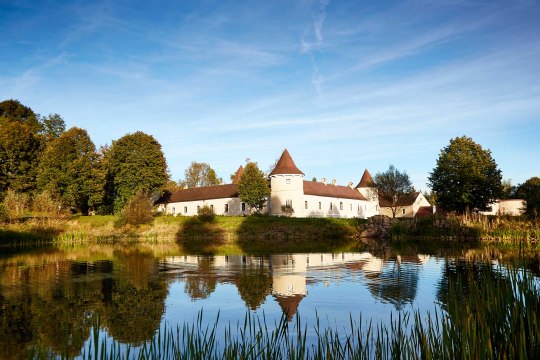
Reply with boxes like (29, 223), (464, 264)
(356, 169), (374, 188)
(268, 149), (304, 176)
(231, 165), (244, 184)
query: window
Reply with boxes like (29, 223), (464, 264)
(241, 202), (246, 211)
(225, 204), (229, 213)
(286, 199), (292, 207)
(305, 201), (308, 209)
(340, 202), (343, 210)
(286, 179), (291, 184)
(172, 207), (175, 215)
(358, 204), (360, 211)
(330, 203), (333, 210)
(318, 202), (321, 210)
(210, 204), (214, 211)
(197, 205), (200, 212)
(402, 208), (406, 215)
(184, 206), (187, 214)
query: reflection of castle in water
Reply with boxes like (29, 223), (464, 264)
(162, 252), (430, 319)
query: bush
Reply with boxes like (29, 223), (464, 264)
(280, 204), (294, 217)
(2, 189), (30, 222)
(197, 205), (215, 222)
(32, 190), (67, 221)
(120, 193), (154, 226)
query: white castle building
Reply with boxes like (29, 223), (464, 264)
(165, 149), (380, 218)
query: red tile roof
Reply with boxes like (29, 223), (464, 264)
(169, 184), (238, 202)
(273, 294), (305, 321)
(378, 192), (420, 207)
(356, 169), (374, 188)
(415, 206), (434, 217)
(231, 165), (244, 184)
(269, 149), (304, 176)
(303, 181), (366, 200)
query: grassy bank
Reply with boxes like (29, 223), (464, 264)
(392, 215), (540, 244)
(28, 264), (540, 359)
(0, 215), (365, 253)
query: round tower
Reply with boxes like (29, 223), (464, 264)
(269, 149), (304, 216)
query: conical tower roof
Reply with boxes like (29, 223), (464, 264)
(356, 169), (374, 188)
(269, 149), (304, 176)
(231, 165), (244, 184)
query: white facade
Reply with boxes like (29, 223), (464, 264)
(480, 199), (526, 216)
(165, 197), (269, 217)
(379, 192), (430, 218)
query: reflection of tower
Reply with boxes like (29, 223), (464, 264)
(271, 254), (307, 320)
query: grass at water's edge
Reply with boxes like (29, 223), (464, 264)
(391, 215), (540, 245)
(28, 265), (540, 360)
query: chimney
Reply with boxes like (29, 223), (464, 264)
(347, 182), (353, 188)
(321, 177), (327, 185)
(332, 179), (337, 186)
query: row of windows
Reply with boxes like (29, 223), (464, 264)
(171, 203), (246, 215)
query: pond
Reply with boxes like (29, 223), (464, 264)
(1, 241), (539, 358)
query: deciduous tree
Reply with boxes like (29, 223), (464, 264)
(37, 127), (104, 214)
(179, 162), (221, 188)
(237, 162), (270, 214)
(106, 131), (169, 213)
(515, 177), (540, 219)
(373, 165), (415, 218)
(428, 136), (502, 214)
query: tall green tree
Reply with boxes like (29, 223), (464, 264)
(373, 165), (415, 218)
(237, 162), (270, 214)
(179, 161), (222, 188)
(0, 120), (43, 194)
(515, 177), (540, 219)
(37, 127), (104, 214)
(428, 136), (502, 214)
(106, 131), (169, 212)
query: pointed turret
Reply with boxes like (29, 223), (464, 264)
(231, 165), (244, 184)
(269, 149), (304, 176)
(356, 169), (374, 188)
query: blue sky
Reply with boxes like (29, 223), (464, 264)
(1, 0), (539, 190)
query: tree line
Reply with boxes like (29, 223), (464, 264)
(0, 99), (168, 216)
(1, 99), (538, 220)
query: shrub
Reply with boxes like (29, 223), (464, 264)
(280, 204), (294, 217)
(197, 205), (215, 222)
(121, 193), (154, 226)
(32, 190), (68, 223)
(2, 189), (29, 222)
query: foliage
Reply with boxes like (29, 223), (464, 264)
(500, 178), (516, 199)
(37, 127), (104, 215)
(237, 162), (270, 213)
(1, 189), (30, 222)
(180, 162), (222, 188)
(0, 99), (40, 131)
(106, 131), (169, 213)
(428, 136), (502, 214)
(120, 192), (155, 226)
(280, 204), (294, 217)
(236, 266), (272, 310)
(32, 190), (67, 220)
(197, 205), (216, 222)
(0, 120), (43, 194)
(373, 165), (414, 218)
(515, 177), (540, 219)
(39, 113), (66, 141)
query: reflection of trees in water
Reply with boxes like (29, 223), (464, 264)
(0, 293), (34, 360)
(103, 279), (167, 345)
(365, 258), (419, 310)
(436, 259), (497, 312)
(184, 256), (217, 300)
(235, 259), (272, 310)
(0, 250), (170, 355)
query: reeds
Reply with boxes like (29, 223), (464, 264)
(37, 265), (539, 360)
